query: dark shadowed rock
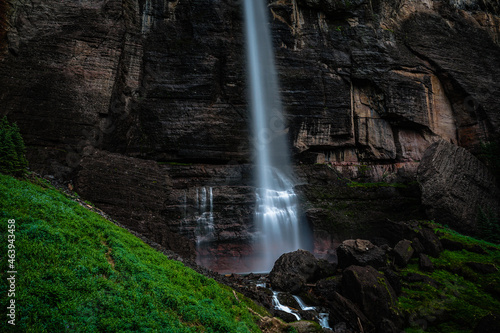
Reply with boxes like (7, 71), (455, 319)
(468, 244), (488, 255)
(393, 239), (414, 267)
(418, 228), (444, 258)
(441, 238), (466, 251)
(418, 140), (500, 234)
(466, 262), (498, 274)
(403, 273), (441, 289)
(380, 220), (443, 258)
(380, 267), (402, 296)
(323, 291), (374, 333)
(273, 310), (298, 323)
(313, 277), (341, 302)
(337, 239), (386, 269)
(411, 237), (425, 255)
(474, 314), (500, 333)
(341, 265), (403, 332)
(419, 253), (434, 272)
(269, 249), (336, 293)
(277, 292), (301, 310)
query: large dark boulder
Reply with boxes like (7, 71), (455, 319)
(269, 249), (336, 293)
(418, 140), (500, 235)
(322, 291), (375, 333)
(392, 239), (414, 267)
(337, 239), (387, 269)
(341, 265), (403, 332)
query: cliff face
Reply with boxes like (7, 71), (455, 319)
(1, 0), (499, 272)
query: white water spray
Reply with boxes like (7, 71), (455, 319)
(243, 0), (311, 272)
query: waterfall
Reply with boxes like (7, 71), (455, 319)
(243, 0), (311, 272)
(195, 187), (215, 245)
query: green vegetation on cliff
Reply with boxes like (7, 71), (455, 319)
(399, 222), (500, 333)
(0, 117), (28, 177)
(0, 174), (262, 332)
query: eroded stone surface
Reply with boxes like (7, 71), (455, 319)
(1, 0), (500, 271)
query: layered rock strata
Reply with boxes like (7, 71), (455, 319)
(1, 0), (499, 271)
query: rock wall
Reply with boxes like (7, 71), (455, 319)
(1, 0), (499, 271)
(418, 140), (500, 234)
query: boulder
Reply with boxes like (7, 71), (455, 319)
(419, 254), (434, 272)
(313, 277), (341, 302)
(380, 268), (402, 296)
(341, 265), (403, 331)
(379, 220), (443, 258)
(392, 239), (414, 267)
(441, 238), (466, 251)
(403, 273), (441, 289)
(323, 291), (375, 333)
(466, 262), (498, 274)
(269, 250), (336, 293)
(418, 140), (500, 235)
(273, 310), (298, 324)
(417, 228), (444, 258)
(337, 239), (387, 269)
(277, 292), (301, 310)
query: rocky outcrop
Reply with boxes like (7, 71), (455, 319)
(337, 239), (387, 269)
(269, 249), (335, 293)
(392, 239), (414, 267)
(418, 140), (500, 234)
(75, 149), (258, 272)
(342, 265), (403, 332)
(225, 220), (498, 333)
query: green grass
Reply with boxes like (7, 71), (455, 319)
(0, 174), (263, 332)
(398, 223), (500, 333)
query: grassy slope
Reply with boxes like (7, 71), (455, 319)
(398, 222), (500, 333)
(0, 174), (263, 332)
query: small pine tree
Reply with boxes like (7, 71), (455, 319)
(0, 116), (29, 176)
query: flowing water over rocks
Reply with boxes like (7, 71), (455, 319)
(243, 0), (312, 272)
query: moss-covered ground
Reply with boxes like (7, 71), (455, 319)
(398, 222), (500, 333)
(0, 174), (264, 332)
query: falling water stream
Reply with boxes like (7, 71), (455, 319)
(243, 0), (311, 272)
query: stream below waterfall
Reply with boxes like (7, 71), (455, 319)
(256, 282), (332, 330)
